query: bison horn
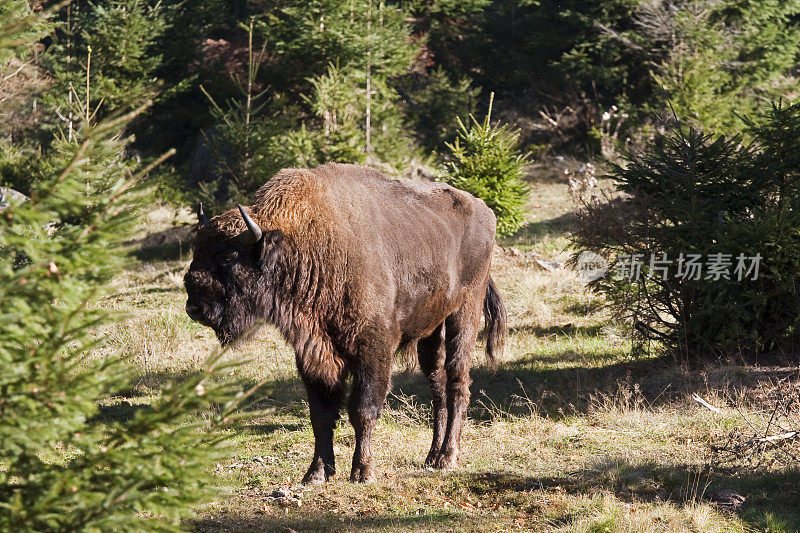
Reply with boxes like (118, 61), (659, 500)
(197, 202), (209, 225)
(238, 204), (262, 242)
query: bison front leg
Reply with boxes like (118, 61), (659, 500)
(348, 358), (392, 483)
(301, 378), (343, 484)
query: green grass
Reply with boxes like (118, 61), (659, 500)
(90, 178), (800, 531)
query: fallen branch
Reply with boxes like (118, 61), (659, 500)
(710, 392), (800, 469)
(1, 61), (26, 83)
(692, 394), (721, 413)
(756, 431), (798, 444)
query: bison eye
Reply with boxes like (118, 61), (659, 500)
(216, 251), (237, 265)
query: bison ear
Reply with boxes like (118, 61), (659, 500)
(254, 230), (283, 265)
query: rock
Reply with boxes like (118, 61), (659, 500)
(271, 488), (291, 499)
(710, 489), (746, 511)
(265, 486), (303, 509)
(534, 258), (562, 271)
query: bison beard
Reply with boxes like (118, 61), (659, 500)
(185, 163), (506, 483)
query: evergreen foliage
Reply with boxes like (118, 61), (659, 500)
(639, 0), (800, 133)
(410, 0), (800, 150)
(0, 0), (49, 62)
(573, 103), (800, 358)
(43, 0), (173, 120)
(195, 0), (423, 208)
(196, 22), (310, 212)
(397, 67), (480, 152)
(442, 95), (529, 237)
(258, 0), (419, 161)
(562, 0), (800, 134)
(0, 5), (252, 530)
(6, 0), (798, 191)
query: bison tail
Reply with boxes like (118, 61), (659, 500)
(483, 276), (507, 368)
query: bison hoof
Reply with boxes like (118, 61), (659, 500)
(302, 460), (334, 484)
(424, 447), (440, 467)
(349, 464), (376, 484)
(432, 450), (459, 469)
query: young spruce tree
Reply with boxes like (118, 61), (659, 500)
(257, 0), (419, 163)
(0, 4), (252, 530)
(442, 94), (529, 237)
(572, 104), (800, 359)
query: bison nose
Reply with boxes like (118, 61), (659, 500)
(186, 300), (209, 323)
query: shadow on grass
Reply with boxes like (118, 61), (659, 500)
(564, 298), (605, 316)
(138, 286), (182, 295)
(111, 286), (184, 302)
(194, 510), (465, 533)
(110, 350), (649, 424)
(112, 345), (800, 426)
(391, 353), (679, 420)
(130, 241), (192, 262)
(119, 368), (206, 396)
(499, 211), (576, 245)
(443, 460), (800, 531)
(509, 322), (605, 337)
(125, 226), (194, 262)
(246, 375), (307, 417)
(246, 421), (306, 435)
(119, 369), (308, 413)
(392, 350), (800, 422)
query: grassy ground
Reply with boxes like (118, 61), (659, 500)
(99, 165), (800, 532)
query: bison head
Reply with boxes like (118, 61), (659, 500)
(184, 203), (282, 345)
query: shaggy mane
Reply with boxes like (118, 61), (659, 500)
(252, 167), (350, 387)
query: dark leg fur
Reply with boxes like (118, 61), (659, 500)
(434, 291), (483, 469)
(417, 323), (447, 465)
(348, 349), (393, 483)
(301, 378), (344, 484)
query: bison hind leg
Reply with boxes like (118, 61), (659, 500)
(417, 323), (447, 466)
(434, 291), (483, 469)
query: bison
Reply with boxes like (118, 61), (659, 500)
(184, 163), (506, 483)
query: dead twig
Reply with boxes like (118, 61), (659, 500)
(755, 431), (798, 444)
(710, 392), (800, 469)
(692, 394), (721, 413)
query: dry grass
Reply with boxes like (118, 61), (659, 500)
(90, 171), (800, 531)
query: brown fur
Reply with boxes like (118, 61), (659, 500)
(185, 163), (506, 483)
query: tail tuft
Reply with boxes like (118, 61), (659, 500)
(483, 276), (507, 367)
